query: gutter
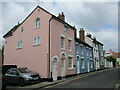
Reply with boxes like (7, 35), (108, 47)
(48, 16), (53, 81)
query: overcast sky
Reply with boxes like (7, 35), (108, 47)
(0, 0), (119, 52)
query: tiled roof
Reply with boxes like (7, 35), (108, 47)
(111, 52), (120, 58)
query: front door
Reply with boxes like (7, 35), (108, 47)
(61, 58), (65, 76)
(52, 58), (58, 80)
(77, 60), (80, 74)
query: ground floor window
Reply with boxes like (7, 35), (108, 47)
(81, 59), (84, 69)
(68, 57), (73, 69)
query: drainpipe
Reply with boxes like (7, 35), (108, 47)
(48, 16), (53, 81)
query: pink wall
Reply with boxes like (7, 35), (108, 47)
(50, 19), (76, 77)
(4, 7), (52, 78)
(4, 6), (76, 79)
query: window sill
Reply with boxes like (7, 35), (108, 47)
(61, 48), (65, 50)
(34, 27), (40, 30)
(69, 68), (74, 70)
(68, 49), (72, 52)
(16, 47), (22, 50)
(33, 44), (40, 47)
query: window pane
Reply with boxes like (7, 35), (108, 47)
(37, 36), (40, 45)
(20, 40), (22, 48)
(35, 18), (40, 28)
(34, 37), (36, 45)
(61, 37), (64, 49)
(68, 57), (72, 69)
(68, 40), (71, 50)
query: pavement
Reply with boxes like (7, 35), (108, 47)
(6, 67), (120, 90)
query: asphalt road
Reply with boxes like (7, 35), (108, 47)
(43, 67), (120, 89)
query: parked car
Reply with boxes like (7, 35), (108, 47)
(2, 75), (7, 90)
(5, 67), (41, 86)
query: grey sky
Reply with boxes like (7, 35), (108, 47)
(0, 1), (118, 52)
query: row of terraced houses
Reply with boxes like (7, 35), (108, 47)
(3, 6), (106, 81)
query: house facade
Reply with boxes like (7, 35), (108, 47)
(85, 33), (104, 71)
(75, 29), (94, 74)
(3, 6), (76, 81)
(98, 42), (104, 69)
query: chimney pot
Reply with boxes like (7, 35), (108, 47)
(58, 12), (65, 21)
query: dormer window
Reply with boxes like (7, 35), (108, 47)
(35, 18), (40, 29)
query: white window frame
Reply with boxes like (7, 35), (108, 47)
(17, 40), (22, 49)
(35, 18), (40, 29)
(61, 34), (65, 50)
(33, 36), (40, 46)
(68, 56), (73, 70)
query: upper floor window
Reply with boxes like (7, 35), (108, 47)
(64, 25), (68, 32)
(61, 35), (65, 50)
(35, 18), (40, 29)
(33, 36), (40, 46)
(80, 45), (83, 55)
(20, 27), (23, 32)
(68, 38), (72, 51)
(86, 47), (89, 56)
(76, 44), (79, 54)
(17, 40), (22, 49)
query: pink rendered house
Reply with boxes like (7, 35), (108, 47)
(3, 6), (76, 81)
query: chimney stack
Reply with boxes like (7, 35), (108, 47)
(58, 12), (65, 21)
(86, 33), (91, 38)
(79, 28), (85, 41)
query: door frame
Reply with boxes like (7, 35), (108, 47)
(60, 52), (66, 77)
(52, 56), (59, 80)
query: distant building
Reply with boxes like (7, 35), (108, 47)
(75, 28), (94, 74)
(105, 49), (120, 66)
(85, 33), (104, 70)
